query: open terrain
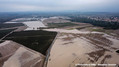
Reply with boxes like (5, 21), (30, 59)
(0, 40), (45, 67)
(46, 29), (119, 67)
(0, 15), (119, 67)
(42, 16), (119, 67)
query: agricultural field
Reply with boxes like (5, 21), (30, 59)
(47, 23), (78, 28)
(0, 40), (4, 43)
(47, 31), (119, 67)
(4, 30), (57, 55)
(0, 23), (24, 29)
(0, 40), (45, 67)
(81, 26), (119, 38)
(23, 21), (47, 30)
(0, 29), (16, 39)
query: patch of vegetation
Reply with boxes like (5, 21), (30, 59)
(91, 28), (115, 35)
(47, 23), (78, 28)
(116, 50), (119, 53)
(92, 29), (106, 32)
(76, 26), (92, 30)
(0, 23), (24, 29)
(0, 29), (16, 39)
(4, 30), (57, 55)
(0, 41), (4, 43)
(67, 28), (74, 30)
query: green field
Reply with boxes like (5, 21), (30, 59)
(0, 23), (24, 29)
(0, 29), (16, 39)
(0, 41), (4, 43)
(4, 30), (57, 55)
(47, 23), (78, 28)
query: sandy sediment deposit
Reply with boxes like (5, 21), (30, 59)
(47, 32), (119, 67)
(44, 28), (101, 34)
(0, 40), (45, 67)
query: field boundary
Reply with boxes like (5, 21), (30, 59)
(43, 32), (59, 67)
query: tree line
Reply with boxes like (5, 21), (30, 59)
(69, 16), (119, 30)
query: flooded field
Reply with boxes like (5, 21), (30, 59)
(23, 21), (46, 30)
(4, 19), (47, 31)
(47, 30), (119, 67)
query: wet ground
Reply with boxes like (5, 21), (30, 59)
(0, 40), (45, 67)
(47, 30), (119, 67)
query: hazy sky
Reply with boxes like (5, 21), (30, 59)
(0, 0), (119, 12)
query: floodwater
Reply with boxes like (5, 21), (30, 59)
(23, 21), (46, 30)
